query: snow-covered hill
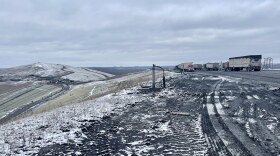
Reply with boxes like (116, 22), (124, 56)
(0, 63), (114, 82)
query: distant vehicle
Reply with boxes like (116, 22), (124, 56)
(177, 62), (194, 72)
(227, 55), (262, 71)
(178, 54), (262, 72)
(222, 61), (229, 71)
(193, 64), (203, 70)
(205, 63), (219, 71)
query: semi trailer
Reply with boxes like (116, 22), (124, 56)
(223, 62), (229, 71)
(228, 55), (262, 71)
(205, 63), (219, 71)
(193, 64), (203, 70)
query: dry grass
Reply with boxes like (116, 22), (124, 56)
(0, 82), (31, 95)
(26, 71), (166, 116)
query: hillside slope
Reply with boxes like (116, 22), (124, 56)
(0, 63), (114, 82)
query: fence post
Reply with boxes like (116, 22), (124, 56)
(152, 64), (156, 90)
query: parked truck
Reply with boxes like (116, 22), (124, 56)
(193, 64), (203, 70)
(228, 55), (262, 71)
(206, 63), (219, 71)
(177, 62), (194, 72)
(222, 61), (229, 71)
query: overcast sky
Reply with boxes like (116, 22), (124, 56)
(0, 0), (279, 67)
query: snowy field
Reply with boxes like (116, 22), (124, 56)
(0, 62), (114, 82)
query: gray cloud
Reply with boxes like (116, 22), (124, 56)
(0, 0), (279, 67)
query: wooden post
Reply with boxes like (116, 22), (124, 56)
(163, 74), (166, 88)
(152, 64), (156, 90)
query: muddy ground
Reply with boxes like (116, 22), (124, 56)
(36, 71), (280, 156)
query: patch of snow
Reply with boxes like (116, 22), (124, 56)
(206, 96), (212, 103)
(166, 71), (181, 78)
(236, 108), (243, 117)
(158, 121), (171, 132)
(194, 114), (204, 139)
(225, 96), (236, 101)
(121, 149), (133, 155)
(191, 77), (200, 80)
(32, 63), (63, 77)
(267, 123), (277, 132)
(244, 87), (249, 92)
(216, 103), (225, 115)
(139, 129), (149, 133)
(75, 151), (82, 155)
(245, 122), (253, 138)
(252, 95), (260, 99)
(248, 118), (257, 124)
(138, 114), (156, 120)
(268, 87), (279, 91)
(266, 117), (279, 133)
(133, 145), (156, 155)
(207, 104), (215, 115)
(128, 140), (144, 146)
(205, 76), (221, 80)
(246, 96), (253, 99)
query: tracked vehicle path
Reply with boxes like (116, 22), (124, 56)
(202, 80), (248, 156)
(207, 79), (271, 156)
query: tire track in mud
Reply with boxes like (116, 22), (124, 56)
(201, 80), (232, 156)
(203, 80), (255, 156)
(155, 73), (280, 156)
(222, 80), (280, 155)
(211, 79), (273, 156)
